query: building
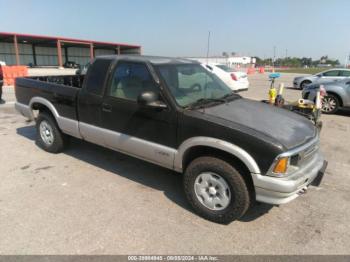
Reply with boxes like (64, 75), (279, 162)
(0, 32), (141, 67)
(187, 56), (256, 67)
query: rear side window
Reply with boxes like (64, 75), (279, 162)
(340, 70), (350, 77)
(85, 59), (112, 95)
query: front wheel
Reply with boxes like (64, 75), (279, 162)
(300, 80), (311, 89)
(183, 156), (250, 224)
(322, 94), (340, 114)
(36, 111), (68, 153)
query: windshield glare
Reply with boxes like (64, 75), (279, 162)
(156, 64), (233, 107)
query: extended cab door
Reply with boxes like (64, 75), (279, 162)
(99, 61), (177, 168)
(78, 58), (113, 125)
(78, 58), (113, 146)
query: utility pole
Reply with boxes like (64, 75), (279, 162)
(206, 31), (211, 65)
(273, 46), (276, 71)
(285, 49), (288, 58)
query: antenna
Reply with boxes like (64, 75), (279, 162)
(206, 31), (211, 64)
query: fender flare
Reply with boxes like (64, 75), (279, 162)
(174, 136), (261, 174)
(29, 96), (60, 119)
(29, 97), (81, 138)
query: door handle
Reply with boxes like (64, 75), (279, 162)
(102, 103), (112, 112)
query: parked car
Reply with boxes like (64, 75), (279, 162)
(302, 79), (350, 114)
(76, 62), (90, 75)
(293, 68), (350, 89)
(15, 55), (326, 224)
(203, 63), (249, 92)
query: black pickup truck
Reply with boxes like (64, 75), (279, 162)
(15, 55), (327, 224)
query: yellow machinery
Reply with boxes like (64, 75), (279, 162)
(265, 73), (323, 128)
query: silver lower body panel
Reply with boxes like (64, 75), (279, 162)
(252, 151), (325, 205)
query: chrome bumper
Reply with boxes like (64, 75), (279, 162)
(252, 150), (326, 205)
(15, 102), (34, 120)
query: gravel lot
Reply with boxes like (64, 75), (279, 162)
(0, 73), (349, 254)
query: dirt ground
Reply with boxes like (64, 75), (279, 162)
(0, 73), (349, 254)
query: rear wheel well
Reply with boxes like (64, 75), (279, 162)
(31, 103), (55, 119)
(182, 146), (255, 202)
(301, 80), (311, 84)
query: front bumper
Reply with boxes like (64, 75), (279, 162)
(235, 88), (248, 92)
(228, 81), (249, 92)
(252, 151), (326, 205)
(302, 89), (317, 101)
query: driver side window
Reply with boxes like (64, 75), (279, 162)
(109, 62), (159, 101)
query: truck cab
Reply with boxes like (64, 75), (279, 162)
(15, 55), (327, 224)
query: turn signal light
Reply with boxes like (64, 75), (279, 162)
(273, 157), (289, 174)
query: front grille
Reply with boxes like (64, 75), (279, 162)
(297, 142), (319, 167)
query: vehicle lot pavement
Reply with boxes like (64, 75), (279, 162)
(0, 73), (349, 254)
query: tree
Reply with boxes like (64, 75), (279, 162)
(320, 56), (328, 64)
(252, 56), (339, 67)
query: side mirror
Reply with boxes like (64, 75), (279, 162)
(316, 74), (322, 77)
(137, 91), (167, 109)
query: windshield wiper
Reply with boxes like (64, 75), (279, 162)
(220, 92), (241, 100)
(186, 98), (225, 110)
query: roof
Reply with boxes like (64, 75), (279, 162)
(0, 32), (140, 49)
(98, 55), (199, 65)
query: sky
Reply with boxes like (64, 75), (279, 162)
(0, 0), (349, 62)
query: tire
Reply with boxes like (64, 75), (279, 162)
(300, 80), (311, 90)
(322, 94), (340, 114)
(36, 111), (67, 153)
(183, 156), (250, 224)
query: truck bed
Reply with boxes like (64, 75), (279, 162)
(15, 75), (84, 120)
(29, 75), (85, 88)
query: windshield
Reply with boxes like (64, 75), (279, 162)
(216, 64), (235, 72)
(156, 64), (234, 107)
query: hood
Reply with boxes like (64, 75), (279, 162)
(295, 75), (316, 81)
(200, 98), (316, 150)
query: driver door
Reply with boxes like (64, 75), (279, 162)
(100, 61), (177, 168)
